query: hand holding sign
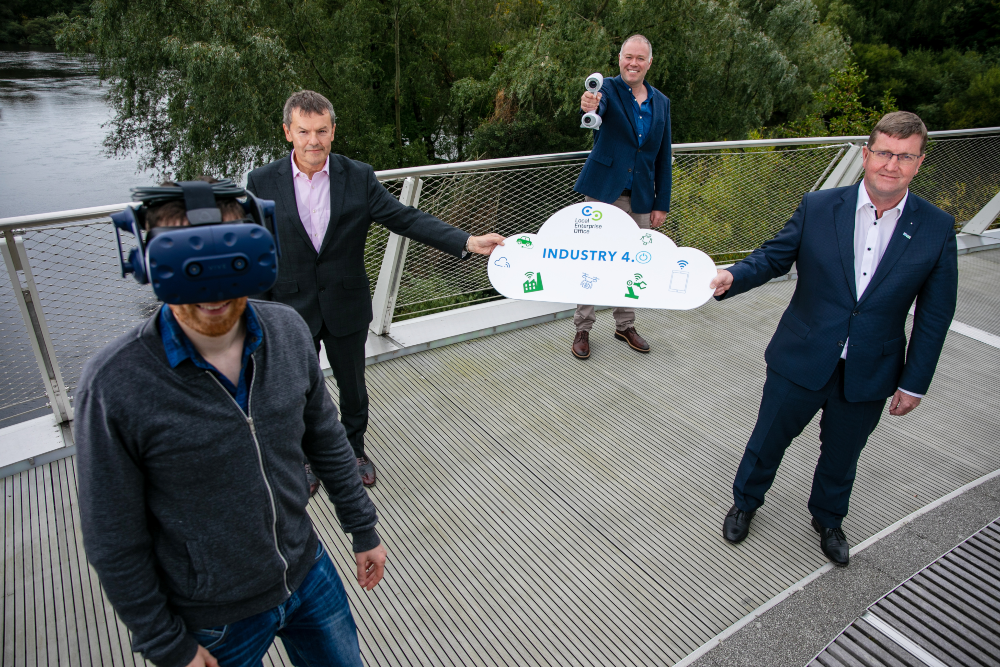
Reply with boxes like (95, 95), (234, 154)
(488, 203), (716, 310)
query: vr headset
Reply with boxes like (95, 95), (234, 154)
(111, 180), (281, 304)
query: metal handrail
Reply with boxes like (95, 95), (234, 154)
(2, 126), (998, 232)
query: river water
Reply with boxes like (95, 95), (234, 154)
(0, 49), (154, 218)
(1, 50), (163, 426)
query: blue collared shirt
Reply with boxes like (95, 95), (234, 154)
(621, 79), (652, 189)
(159, 304), (263, 413)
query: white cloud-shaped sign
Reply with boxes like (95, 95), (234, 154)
(489, 202), (716, 309)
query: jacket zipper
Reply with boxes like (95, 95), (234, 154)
(205, 354), (291, 597)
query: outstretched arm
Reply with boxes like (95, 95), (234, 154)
(711, 194), (806, 299)
(366, 166), (502, 257)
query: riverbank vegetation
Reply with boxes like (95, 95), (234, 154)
(3, 0), (989, 179)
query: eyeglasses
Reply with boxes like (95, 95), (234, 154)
(867, 149), (922, 165)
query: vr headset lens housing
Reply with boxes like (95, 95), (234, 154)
(111, 181), (280, 305)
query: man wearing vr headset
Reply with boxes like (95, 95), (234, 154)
(77, 179), (385, 667)
(247, 90), (505, 487)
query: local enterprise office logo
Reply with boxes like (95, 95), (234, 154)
(575, 205), (603, 234)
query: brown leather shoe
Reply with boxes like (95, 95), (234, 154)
(357, 455), (377, 487)
(572, 331), (590, 359)
(615, 326), (650, 352)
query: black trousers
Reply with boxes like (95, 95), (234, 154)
(732, 361), (886, 528)
(314, 324), (369, 458)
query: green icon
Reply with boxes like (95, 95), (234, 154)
(640, 233), (653, 245)
(516, 236), (533, 248)
(592, 210), (603, 221)
(523, 272), (544, 293)
(625, 274), (647, 299)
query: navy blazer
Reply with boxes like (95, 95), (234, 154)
(574, 76), (672, 214)
(719, 185), (958, 402)
(247, 153), (470, 337)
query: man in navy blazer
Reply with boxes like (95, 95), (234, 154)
(710, 112), (957, 566)
(571, 35), (672, 360)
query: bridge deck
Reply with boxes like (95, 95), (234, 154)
(3, 250), (999, 666)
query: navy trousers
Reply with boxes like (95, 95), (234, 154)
(733, 361), (886, 528)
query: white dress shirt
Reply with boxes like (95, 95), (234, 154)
(844, 182), (921, 397)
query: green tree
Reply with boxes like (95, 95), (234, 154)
(459, 0), (849, 156)
(60, 0), (852, 178)
(772, 64), (898, 137)
(1, 0), (88, 45)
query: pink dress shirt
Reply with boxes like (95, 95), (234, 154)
(290, 151), (331, 252)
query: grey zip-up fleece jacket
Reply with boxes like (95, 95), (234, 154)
(75, 300), (380, 667)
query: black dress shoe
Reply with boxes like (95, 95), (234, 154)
(812, 517), (850, 566)
(357, 455), (377, 487)
(723, 505), (755, 543)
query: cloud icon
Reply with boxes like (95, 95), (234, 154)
(488, 202), (716, 310)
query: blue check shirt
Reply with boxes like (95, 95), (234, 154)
(159, 303), (263, 413)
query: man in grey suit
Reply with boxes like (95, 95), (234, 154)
(247, 90), (504, 487)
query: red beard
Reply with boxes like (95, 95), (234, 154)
(170, 298), (248, 337)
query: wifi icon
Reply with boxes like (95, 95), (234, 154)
(525, 272), (534, 279)
(677, 260), (689, 269)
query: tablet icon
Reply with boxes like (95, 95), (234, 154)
(669, 270), (689, 293)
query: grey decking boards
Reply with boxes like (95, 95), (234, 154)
(3, 250), (999, 665)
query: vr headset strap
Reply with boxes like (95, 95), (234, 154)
(179, 181), (223, 225)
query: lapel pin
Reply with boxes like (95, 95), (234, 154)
(903, 232), (911, 239)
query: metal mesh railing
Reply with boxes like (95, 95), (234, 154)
(391, 145), (848, 318)
(393, 161), (587, 319)
(0, 262), (48, 421)
(666, 144), (847, 262)
(2, 130), (998, 427)
(909, 134), (1000, 228)
(21, 223), (162, 397)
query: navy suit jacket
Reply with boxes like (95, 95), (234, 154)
(247, 153), (469, 337)
(574, 76), (672, 214)
(718, 185), (958, 402)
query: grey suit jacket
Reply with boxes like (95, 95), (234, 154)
(247, 153), (470, 337)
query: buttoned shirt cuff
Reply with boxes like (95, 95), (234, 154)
(898, 387), (924, 398)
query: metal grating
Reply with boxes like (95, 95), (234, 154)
(809, 517), (1000, 667)
(2, 251), (998, 665)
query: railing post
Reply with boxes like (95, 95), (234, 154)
(369, 176), (423, 336)
(1, 233), (73, 423)
(961, 188), (1000, 235)
(819, 143), (865, 190)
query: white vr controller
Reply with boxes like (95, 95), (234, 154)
(581, 72), (603, 130)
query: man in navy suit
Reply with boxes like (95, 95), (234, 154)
(571, 34), (672, 360)
(711, 112), (958, 566)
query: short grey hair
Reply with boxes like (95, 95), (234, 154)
(620, 34), (652, 60)
(283, 90), (336, 126)
(869, 111), (928, 154)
